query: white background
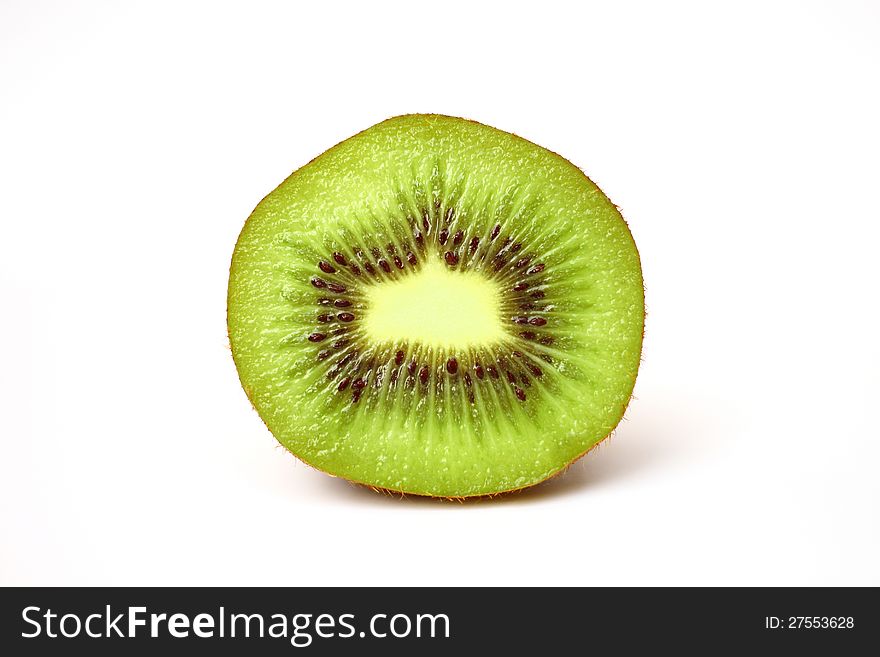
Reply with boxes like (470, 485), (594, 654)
(1, 0), (878, 586)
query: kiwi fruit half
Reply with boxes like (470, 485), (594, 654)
(227, 115), (644, 498)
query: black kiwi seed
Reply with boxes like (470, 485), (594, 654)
(419, 365), (429, 386)
(333, 299), (351, 308)
(519, 331), (536, 341)
(317, 314), (333, 323)
(395, 350), (405, 366)
(337, 377), (351, 391)
(327, 282), (347, 293)
(469, 236), (479, 254)
(333, 252), (348, 266)
(527, 363), (543, 377)
(350, 264), (361, 276)
(308, 332), (326, 342)
(512, 316), (528, 325)
(394, 255), (403, 269)
(371, 247), (381, 259)
(319, 261), (336, 274)
(364, 262), (376, 274)
(311, 277), (327, 289)
(446, 358), (458, 374)
(474, 363), (484, 379)
(337, 312), (355, 322)
(453, 230), (464, 246)
(407, 251), (417, 266)
(445, 251), (458, 266)
(379, 259), (391, 273)
(487, 364), (499, 379)
(528, 317), (547, 326)
(527, 263), (545, 274)
(438, 228), (449, 245)
(506, 371), (516, 384)
(513, 282), (529, 292)
(515, 257), (530, 269)
(317, 350), (332, 361)
(531, 290), (545, 299)
(490, 224), (501, 240)
(407, 360), (417, 376)
(514, 386), (526, 402)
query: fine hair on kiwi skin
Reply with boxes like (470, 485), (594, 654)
(228, 114), (645, 499)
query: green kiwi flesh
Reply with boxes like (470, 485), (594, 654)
(227, 115), (644, 497)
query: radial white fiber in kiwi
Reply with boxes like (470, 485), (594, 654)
(227, 114), (644, 497)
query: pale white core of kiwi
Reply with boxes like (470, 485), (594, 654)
(362, 258), (505, 349)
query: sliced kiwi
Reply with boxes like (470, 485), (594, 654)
(227, 115), (644, 498)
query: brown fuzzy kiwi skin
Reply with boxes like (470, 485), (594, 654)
(227, 113), (645, 501)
